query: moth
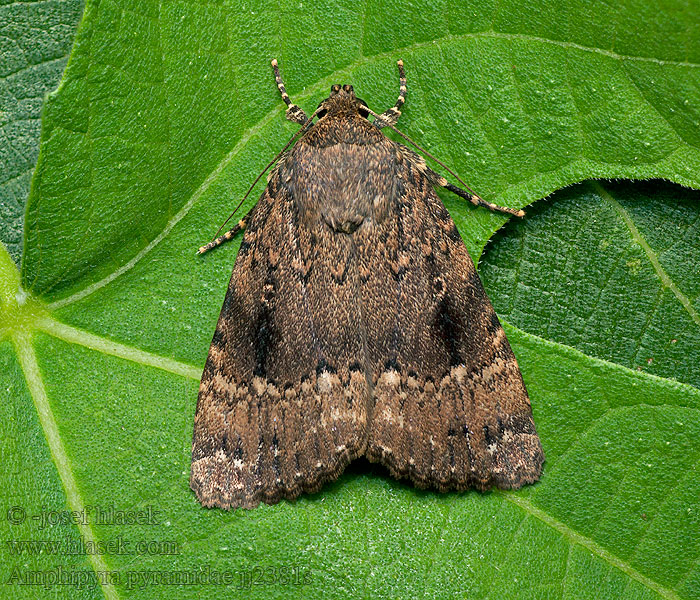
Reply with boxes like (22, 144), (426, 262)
(190, 60), (544, 510)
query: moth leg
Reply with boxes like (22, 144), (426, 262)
(423, 166), (526, 218)
(374, 60), (407, 129)
(271, 59), (308, 125)
(198, 210), (252, 255)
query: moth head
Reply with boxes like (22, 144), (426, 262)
(316, 84), (370, 119)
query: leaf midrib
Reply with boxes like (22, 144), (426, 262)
(12, 331), (119, 600)
(38, 29), (700, 310)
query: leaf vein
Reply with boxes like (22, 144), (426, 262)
(12, 332), (120, 600)
(594, 181), (700, 329)
(36, 317), (201, 380)
(504, 493), (681, 600)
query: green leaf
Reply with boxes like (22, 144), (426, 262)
(2, 0), (700, 599)
(0, 0), (85, 262)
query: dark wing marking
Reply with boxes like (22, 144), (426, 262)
(191, 184), (369, 510)
(361, 151), (544, 491)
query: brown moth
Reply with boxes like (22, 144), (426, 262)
(190, 60), (544, 510)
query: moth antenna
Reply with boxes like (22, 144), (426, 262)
(368, 107), (525, 218)
(271, 58), (309, 124)
(374, 60), (407, 129)
(200, 107), (322, 254)
(197, 213), (251, 255)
